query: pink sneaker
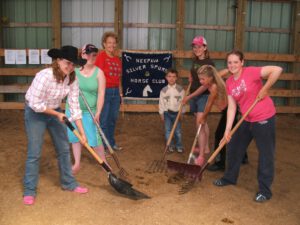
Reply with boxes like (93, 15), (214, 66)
(72, 186), (88, 194)
(195, 156), (205, 167)
(23, 196), (35, 205)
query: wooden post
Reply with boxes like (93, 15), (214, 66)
(176, 0), (185, 81)
(0, 3), (4, 102)
(234, 0), (247, 50)
(52, 0), (61, 48)
(114, 0), (123, 49)
(290, 1), (300, 107)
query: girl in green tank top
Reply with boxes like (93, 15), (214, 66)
(66, 44), (109, 173)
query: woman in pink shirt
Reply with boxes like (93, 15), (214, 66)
(214, 50), (282, 203)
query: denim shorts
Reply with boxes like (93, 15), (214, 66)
(189, 94), (209, 113)
(65, 110), (103, 147)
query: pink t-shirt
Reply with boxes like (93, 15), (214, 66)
(226, 67), (275, 122)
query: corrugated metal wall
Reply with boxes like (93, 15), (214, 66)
(61, 0), (114, 48)
(1, 0), (52, 101)
(0, 0), (296, 105)
(148, 0), (176, 50)
(244, 1), (292, 105)
(123, 0), (149, 50)
(184, 0), (236, 70)
(1, 0), (52, 49)
(245, 1), (291, 54)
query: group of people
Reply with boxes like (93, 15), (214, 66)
(23, 31), (122, 205)
(23, 32), (282, 206)
(159, 36), (282, 203)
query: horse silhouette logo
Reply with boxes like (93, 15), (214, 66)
(143, 85), (153, 97)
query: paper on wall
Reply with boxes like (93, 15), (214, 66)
(4, 49), (16, 64)
(41, 49), (52, 64)
(16, 49), (26, 64)
(28, 49), (40, 64)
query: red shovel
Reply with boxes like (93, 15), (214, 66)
(167, 98), (259, 194)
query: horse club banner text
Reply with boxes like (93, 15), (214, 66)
(122, 51), (172, 99)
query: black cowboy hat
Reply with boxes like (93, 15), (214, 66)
(48, 45), (87, 66)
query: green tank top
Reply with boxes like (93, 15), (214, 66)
(66, 67), (99, 113)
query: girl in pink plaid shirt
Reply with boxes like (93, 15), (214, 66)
(23, 46), (89, 205)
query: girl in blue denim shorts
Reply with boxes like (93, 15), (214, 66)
(183, 36), (215, 162)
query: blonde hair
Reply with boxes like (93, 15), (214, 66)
(101, 31), (118, 49)
(197, 65), (227, 106)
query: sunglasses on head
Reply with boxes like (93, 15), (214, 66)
(84, 44), (98, 54)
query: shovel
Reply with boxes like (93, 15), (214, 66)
(64, 117), (150, 200)
(168, 98), (259, 194)
(146, 83), (191, 173)
(78, 89), (128, 177)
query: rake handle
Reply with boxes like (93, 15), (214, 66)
(78, 89), (123, 169)
(63, 117), (111, 173)
(206, 98), (259, 165)
(160, 83), (191, 161)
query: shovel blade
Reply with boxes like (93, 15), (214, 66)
(167, 160), (202, 179)
(108, 173), (150, 200)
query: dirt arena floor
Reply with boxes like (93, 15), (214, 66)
(0, 110), (299, 225)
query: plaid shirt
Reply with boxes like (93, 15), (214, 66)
(25, 68), (82, 121)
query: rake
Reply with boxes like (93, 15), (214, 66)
(172, 99), (259, 194)
(146, 83), (191, 173)
(79, 89), (129, 178)
(167, 124), (202, 182)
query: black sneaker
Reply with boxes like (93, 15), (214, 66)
(213, 178), (233, 187)
(254, 193), (270, 203)
(207, 163), (225, 172)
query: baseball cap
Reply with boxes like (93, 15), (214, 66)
(191, 36), (207, 46)
(82, 44), (98, 54)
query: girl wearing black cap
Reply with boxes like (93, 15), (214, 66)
(66, 44), (109, 173)
(23, 46), (88, 205)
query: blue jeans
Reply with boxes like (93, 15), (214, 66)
(222, 116), (276, 198)
(23, 105), (78, 196)
(100, 88), (120, 147)
(164, 111), (183, 149)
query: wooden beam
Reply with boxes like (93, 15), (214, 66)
(52, 0), (61, 48)
(0, 48), (298, 62)
(175, 0), (185, 71)
(177, 69), (300, 81)
(62, 22), (114, 27)
(0, 84), (30, 93)
(290, 1), (300, 107)
(114, 0), (123, 49)
(0, 68), (42, 76)
(1, 102), (300, 113)
(234, 0), (247, 50)
(2, 22), (52, 28)
(0, 4), (3, 102)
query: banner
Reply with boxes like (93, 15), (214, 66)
(122, 51), (172, 99)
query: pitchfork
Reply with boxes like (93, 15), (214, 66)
(79, 89), (129, 178)
(177, 99), (259, 194)
(146, 83), (191, 173)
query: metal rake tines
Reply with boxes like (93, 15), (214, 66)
(118, 167), (129, 178)
(178, 179), (197, 194)
(146, 160), (167, 173)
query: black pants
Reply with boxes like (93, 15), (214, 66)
(223, 116), (276, 198)
(214, 108), (247, 167)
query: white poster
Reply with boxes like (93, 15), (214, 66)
(41, 49), (52, 64)
(4, 49), (16, 64)
(28, 49), (40, 64)
(16, 49), (27, 64)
